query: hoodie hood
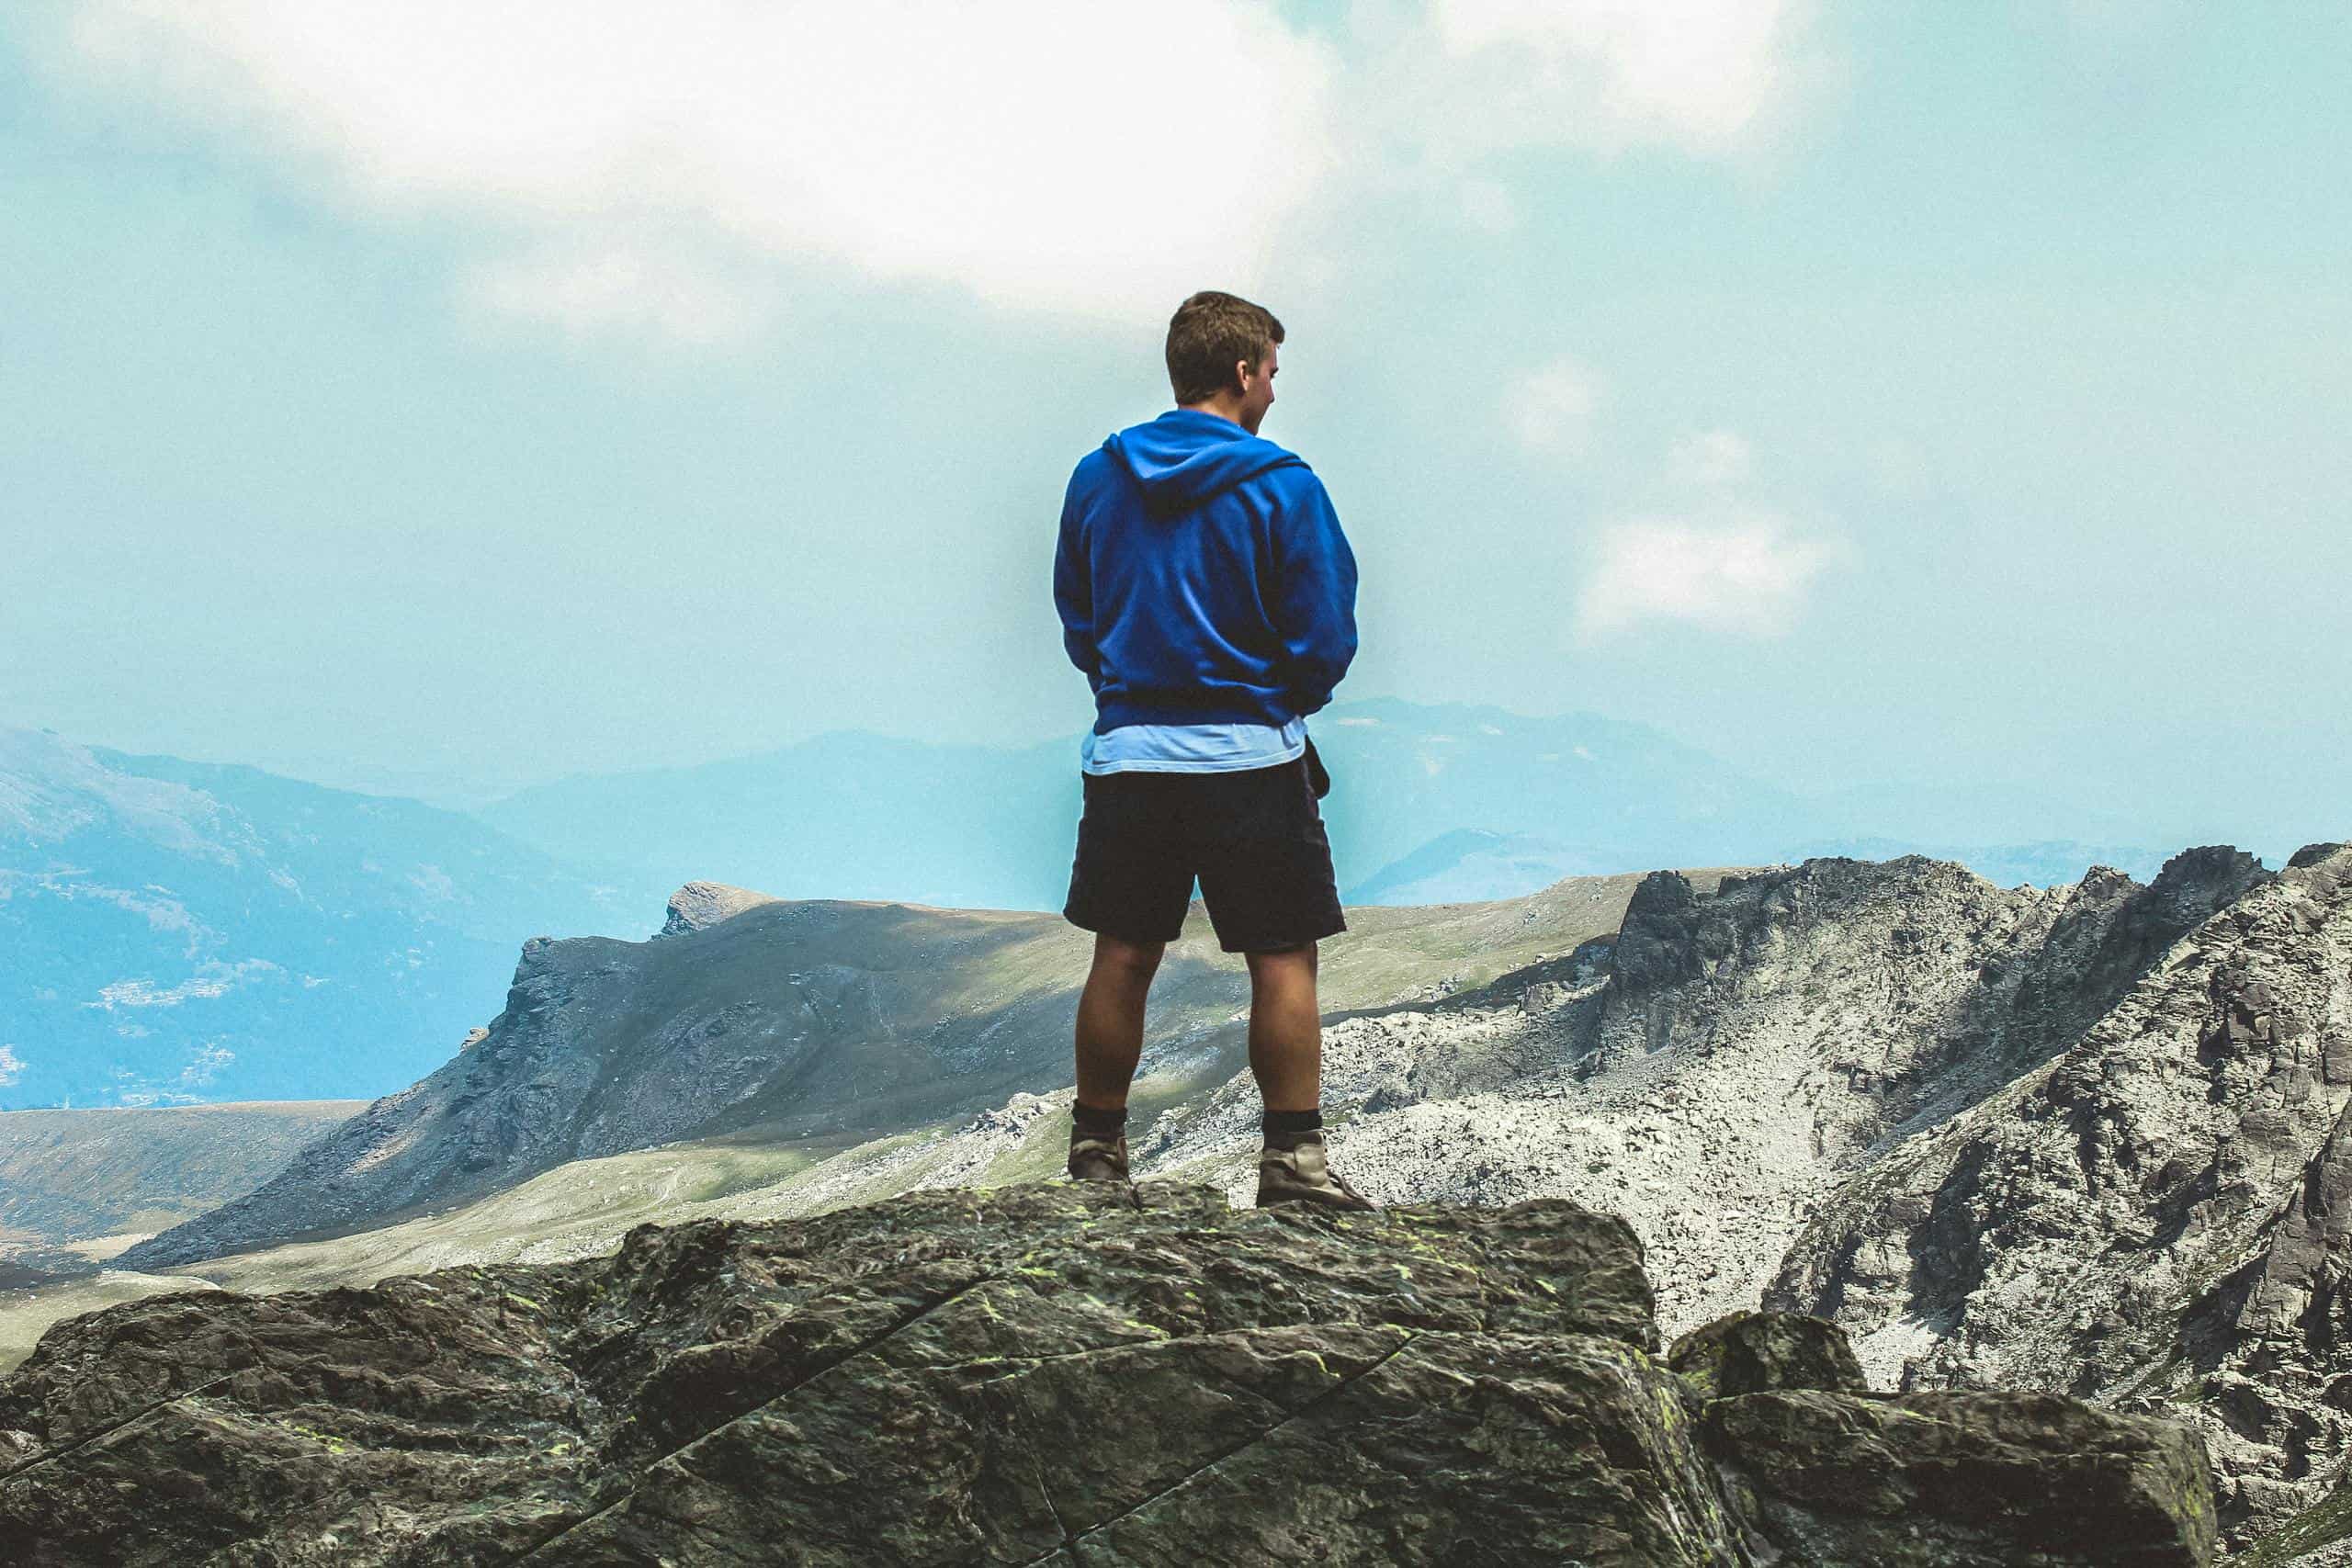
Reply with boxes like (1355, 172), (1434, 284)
(1103, 409), (1305, 521)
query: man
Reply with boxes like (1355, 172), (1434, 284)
(1051, 289), (1375, 1212)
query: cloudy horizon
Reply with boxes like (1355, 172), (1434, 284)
(5, 2), (2346, 852)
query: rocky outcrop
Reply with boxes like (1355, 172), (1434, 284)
(657, 879), (780, 937)
(1700, 1387), (2213, 1566)
(1668, 1308), (1866, 1400)
(1765, 843), (2352, 1545)
(1136, 848), (2267, 1341)
(0, 1180), (2215, 1565)
(1097, 842), (2345, 1552)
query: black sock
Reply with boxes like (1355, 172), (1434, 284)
(1072, 1100), (1127, 1141)
(1262, 1106), (1322, 1149)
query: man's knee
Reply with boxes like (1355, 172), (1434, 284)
(1245, 940), (1317, 980)
(1092, 931), (1166, 976)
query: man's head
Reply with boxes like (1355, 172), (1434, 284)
(1167, 290), (1282, 434)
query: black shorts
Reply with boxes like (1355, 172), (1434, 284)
(1062, 754), (1346, 953)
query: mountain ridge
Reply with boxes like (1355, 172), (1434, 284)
(114, 863), (1724, 1272)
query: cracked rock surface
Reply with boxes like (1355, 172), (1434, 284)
(0, 1180), (2212, 1565)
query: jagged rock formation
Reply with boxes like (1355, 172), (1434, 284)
(1766, 841), (2352, 1545)
(0, 1181), (2215, 1565)
(1137, 848), (2267, 1335)
(2242, 1468), (2352, 1566)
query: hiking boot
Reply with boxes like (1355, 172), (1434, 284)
(1068, 1130), (1130, 1182)
(1256, 1134), (1378, 1212)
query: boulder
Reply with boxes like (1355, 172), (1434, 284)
(1669, 1308), (1866, 1400)
(1702, 1388), (2218, 1567)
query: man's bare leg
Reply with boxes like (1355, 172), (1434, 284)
(1244, 939), (1372, 1209)
(1244, 942), (1320, 1112)
(1075, 932), (1164, 1110)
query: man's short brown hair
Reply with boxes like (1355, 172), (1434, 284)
(1166, 290), (1284, 405)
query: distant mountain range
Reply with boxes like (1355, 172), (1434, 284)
(0, 1100), (364, 1292)
(476, 696), (1819, 908)
(0, 728), (635, 1109)
(475, 695), (2199, 908)
(5, 700), (2211, 1107)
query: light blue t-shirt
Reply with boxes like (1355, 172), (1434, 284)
(1080, 715), (1306, 775)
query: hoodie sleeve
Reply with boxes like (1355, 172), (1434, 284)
(1052, 479), (1101, 689)
(1268, 472), (1358, 717)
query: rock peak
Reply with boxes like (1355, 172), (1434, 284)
(658, 879), (783, 937)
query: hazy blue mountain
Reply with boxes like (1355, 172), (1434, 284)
(478, 727), (1080, 917)
(0, 728), (642, 1109)
(479, 697), (1840, 912)
(0, 1100), (367, 1257)
(1306, 697), (1832, 876)
(1341, 829), (1611, 905)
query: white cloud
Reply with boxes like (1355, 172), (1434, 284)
(1667, 428), (1755, 489)
(0, 1045), (23, 1088)
(1575, 502), (1838, 639)
(1504, 357), (1605, 457)
(467, 245), (771, 345)
(1415, 0), (1825, 161)
(1459, 177), (1520, 234)
(54, 0), (1340, 333)
(180, 1043), (234, 1087)
(104, 1044), (233, 1106)
(43, 1), (1829, 344)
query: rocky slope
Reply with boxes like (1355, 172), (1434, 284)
(0, 1100), (365, 1285)
(1766, 841), (2352, 1545)
(0, 1179), (2216, 1566)
(1134, 846), (2267, 1329)
(116, 868), (1722, 1271)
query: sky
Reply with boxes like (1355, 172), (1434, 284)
(2, 1), (2346, 853)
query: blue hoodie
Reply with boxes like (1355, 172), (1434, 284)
(1054, 408), (1358, 734)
